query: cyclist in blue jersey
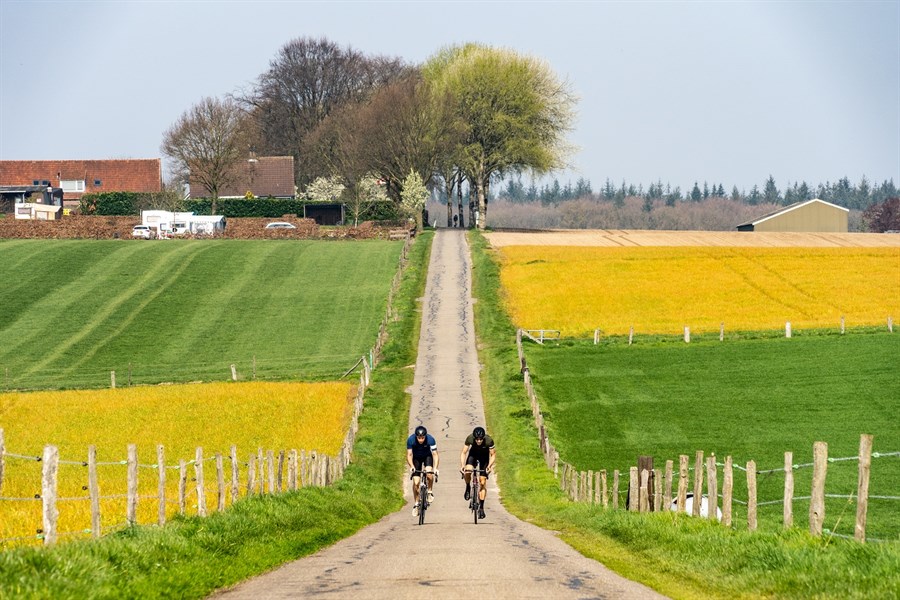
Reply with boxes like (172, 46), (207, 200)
(407, 425), (439, 517)
(459, 426), (495, 519)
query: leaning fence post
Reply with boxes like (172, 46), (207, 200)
(41, 445), (59, 546)
(157, 444), (166, 527)
(89, 445), (101, 537)
(783, 451), (794, 529)
(230, 445), (239, 504)
(855, 434), (873, 543)
(747, 460), (757, 532)
(127, 444), (138, 525)
(810, 441), (827, 536)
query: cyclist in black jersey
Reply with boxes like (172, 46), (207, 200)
(407, 425), (439, 517)
(459, 426), (495, 519)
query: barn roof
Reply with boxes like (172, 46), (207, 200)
(737, 198), (849, 228)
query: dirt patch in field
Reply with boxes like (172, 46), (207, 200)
(485, 228), (900, 248)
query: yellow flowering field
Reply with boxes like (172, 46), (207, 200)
(498, 246), (900, 336)
(0, 381), (354, 547)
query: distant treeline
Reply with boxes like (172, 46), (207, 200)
(472, 175), (898, 210)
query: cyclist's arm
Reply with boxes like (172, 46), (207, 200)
(487, 447), (496, 473)
(432, 449), (440, 470)
(459, 444), (471, 469)
(407, 448), (414, 471)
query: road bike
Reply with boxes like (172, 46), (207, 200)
(410, 468), (436, 525)
(466, 462), (487, 524)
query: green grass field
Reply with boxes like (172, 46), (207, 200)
(0, 239), (403, 389)
(524, 335), (900, 540)
(470, 232), (900, 599)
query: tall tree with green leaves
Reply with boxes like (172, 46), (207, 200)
(763, 175), (781, 204)
(400, 169), (429, 231)
(423, 44), (576, 229)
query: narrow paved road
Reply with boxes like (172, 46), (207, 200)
(213, 229), (666, 599)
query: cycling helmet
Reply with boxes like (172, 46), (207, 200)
(472, 426), (486, 440)
(414, 426), (427, 437)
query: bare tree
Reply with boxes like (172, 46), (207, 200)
(240, 36), (408, 188)
(161, 97), (254, 215)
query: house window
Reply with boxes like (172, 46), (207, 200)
(33, 180), (40, 185)
(60, 180), (85, 193)
(42, 180), (50, 186)
(94, 179), (102, 187)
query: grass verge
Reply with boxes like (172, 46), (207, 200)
(469, 231), (900, 600)
(0, 232), (433, 599)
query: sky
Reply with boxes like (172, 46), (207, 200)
(1, 0), (898, 195)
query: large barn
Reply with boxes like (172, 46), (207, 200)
(737, 198), (849, 232)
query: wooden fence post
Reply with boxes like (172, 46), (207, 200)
(257, 448), (265, 494)
(586, 470), (594, 504)
(653, 468), (662, 512)
(664, 460), (673, 511)
(785, 321), (792, 338)
(628, 467), (639, 511)
(693, 451), (704, 517)
(628, 326), (634, 345)
(722, 456), (733, 527)
(888, 316), (893, 333)
(127, 444), (138, 525)
(157, 444), (166, 527)
(600, 470), (608, 508)
(41, 445), (59, 546)
(783, 451), (794, 529)
(855, 434), (873, 543)
(216, 453), (225, 512)
(277, 450), (285, 493)
(230, 364), (237, 381)
(684, 326), (690, 343)
(706, 456), (718, 521)
(267, 450), (275, 494)
(290, 449), (299, 490)
(230, 445), (239, 504)
(719, 322), (724, 342)
(840, 316), (845, 334)
(809, 441), (828, 536)
(110, 370), (116, 389)
(246, 453), (256, 495)
(89, 445), (101, 537)
(639, 469), (650, 512)
(195, 447), (206, 517)
(594, 329), (600, 345)
(612, 470), (620, 509)
(677, 455), (688, 513)
(747, 460), (757, 532)
(0, 428), (5, 495)
(178, 459), (187, 515)
(638, 455), (654, 511)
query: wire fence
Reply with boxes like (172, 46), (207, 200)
(516, 328), (899, 543)
(0, 233), (414, 548)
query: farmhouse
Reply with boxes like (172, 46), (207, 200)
(736, 198), (849, 232)
(0, 159), (163, 208)
(188, 156), (296, 199)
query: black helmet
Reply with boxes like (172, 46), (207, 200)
(472, 426), (486, 440)
(414, 426), (427, 437)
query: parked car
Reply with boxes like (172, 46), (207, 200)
(132, 225), (154, 239)
(265, 222), (296, 229)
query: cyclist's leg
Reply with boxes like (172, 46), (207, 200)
(464, 455), (477, 499)
(423, 455), (435, 491)
(412, 457), (424, 503)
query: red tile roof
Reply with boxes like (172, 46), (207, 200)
(0, 159), (162, 200)
(189, 156), (295, 198)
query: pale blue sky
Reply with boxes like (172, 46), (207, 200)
(1, 0), (897, 194)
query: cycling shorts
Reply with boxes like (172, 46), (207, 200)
(412, 455), (434, 472)
(465, 454), (490, 478)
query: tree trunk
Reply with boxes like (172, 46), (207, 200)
(457, 172), (465, 228)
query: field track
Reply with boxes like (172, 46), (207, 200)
(485, 229), (900, 247)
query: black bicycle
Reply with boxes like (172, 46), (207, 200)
(466, 462), (487, 524)
(410, 468), (436, 525)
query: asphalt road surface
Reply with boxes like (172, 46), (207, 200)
(212, 229), (667, 599)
